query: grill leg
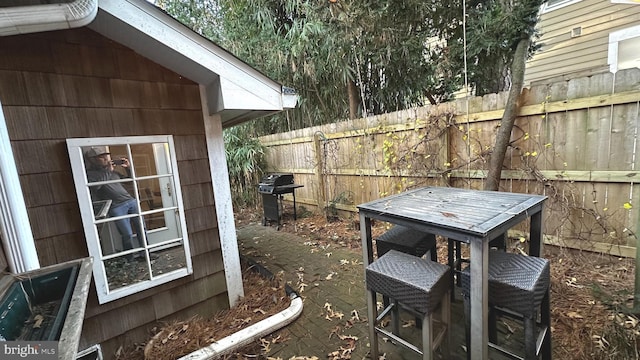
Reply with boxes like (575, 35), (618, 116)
(293, 191), (298, 220)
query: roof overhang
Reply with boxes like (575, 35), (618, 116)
(0, 0), (297, 127)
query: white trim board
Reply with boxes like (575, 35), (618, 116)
(200, 86), (244, 306)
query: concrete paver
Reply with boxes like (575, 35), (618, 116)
(238, 223), (372, 359)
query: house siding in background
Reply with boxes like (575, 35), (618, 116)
(525, 0), (640, 85)
(0, 28), (228, 357)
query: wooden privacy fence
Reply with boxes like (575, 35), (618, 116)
(259, 69), (640, 258)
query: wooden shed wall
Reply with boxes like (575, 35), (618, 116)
(261, 68), (640, 259)
(0, 28), (228, 357)
(524, 0), (640, 85)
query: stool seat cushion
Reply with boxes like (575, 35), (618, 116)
(461, 251), (550, 316)
(376, 225), (436, 257)
(366, 250), (450, 314)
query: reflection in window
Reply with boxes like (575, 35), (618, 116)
(67, 136), (192, 303)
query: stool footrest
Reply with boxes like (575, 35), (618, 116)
(376, 303), (396, 322)
(483, 324), (550, 360)
(488, 341), (523, 360)
(375, 326), (423, 355)
(536, 325), (550, 358)
(374, 320), (448, 356)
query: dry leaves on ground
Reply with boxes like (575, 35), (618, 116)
(115, 264), (291, 360)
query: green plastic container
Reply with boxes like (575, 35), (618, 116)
(0, 265), (79, 341)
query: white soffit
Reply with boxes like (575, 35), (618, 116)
(92, 0), (290, 113)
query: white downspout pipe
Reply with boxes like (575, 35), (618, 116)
(0, 0), (98, 36)
(179, 295), (303, 360)
(0, 103), (39, 272)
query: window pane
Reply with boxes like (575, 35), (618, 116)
(97, 215), (145, 256)
(137, 177), (178, 212)
(130, 142), (172, 177)
(104, 251), (150, 291)
(618, 36), (640, 70)
(150, 242), (187, 277)
(144, 209), (182, 245)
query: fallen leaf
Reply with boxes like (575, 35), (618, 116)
(567, 311), (583, 319)
(326, 272), (335, 280)
(33, 315), (44, 329)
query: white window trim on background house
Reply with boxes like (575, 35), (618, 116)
(541, 0), (583, 13)
(67, 135), (193, 304)
(608, 24), (640, 73)
(611, 0), (640, 4)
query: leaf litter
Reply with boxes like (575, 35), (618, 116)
(118, 209), (639, 359)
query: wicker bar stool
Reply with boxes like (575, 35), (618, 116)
(461, 250), (551, 360)
(376, 225), (439, 312)
(448, 234), (507, 301)
(366, 250), (451, 360)
(376, 225), (438, 261)
(449, 234), (507, 284)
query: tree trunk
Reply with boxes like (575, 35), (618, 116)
(347, 79), (360, 119)
(484, 37), (529, 191)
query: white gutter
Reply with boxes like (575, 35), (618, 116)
(179, 294), (303, 360)
(0, 0), (98, 36)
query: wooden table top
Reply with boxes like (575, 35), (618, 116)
(357, 187), (547, 237)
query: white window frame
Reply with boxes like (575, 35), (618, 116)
(67, 135), (192, 304)
(608, 24), (640, 73)
(541, 0), (583, 13)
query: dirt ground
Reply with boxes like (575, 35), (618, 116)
(118, 207), (640, 360)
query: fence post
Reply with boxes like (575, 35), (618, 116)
(314, 133), (327, 215)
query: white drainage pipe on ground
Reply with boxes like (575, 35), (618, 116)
(178, 294), (303, 360)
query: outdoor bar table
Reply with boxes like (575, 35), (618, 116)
(358, 186), (547, 360)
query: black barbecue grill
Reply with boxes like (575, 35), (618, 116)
(258, 173), (303, 229)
